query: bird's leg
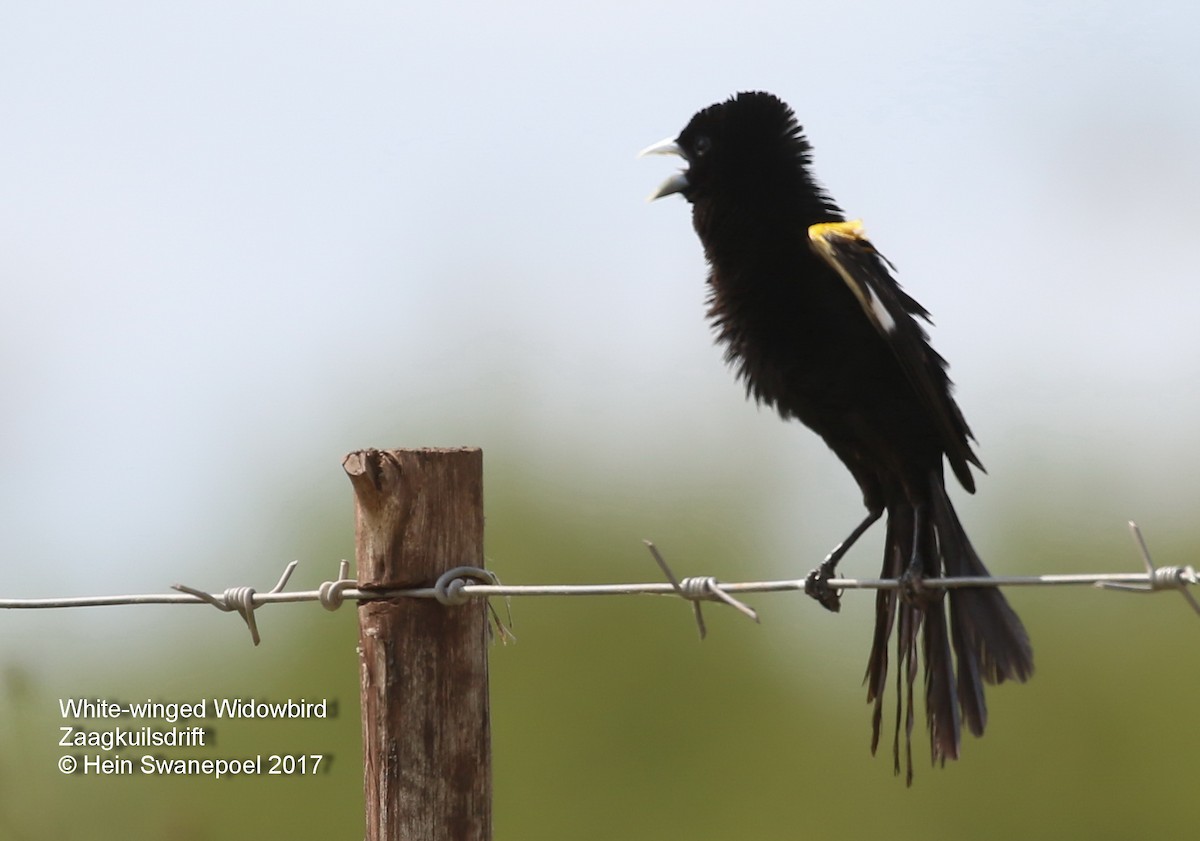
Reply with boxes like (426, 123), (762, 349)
(805, 507), (883, 612)
(897, 502), (935, 606)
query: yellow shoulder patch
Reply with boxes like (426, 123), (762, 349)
(807, 219), (896, 335)
(808, 219), (868, 246)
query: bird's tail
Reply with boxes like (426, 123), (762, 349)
(865, 470), (1033, 783)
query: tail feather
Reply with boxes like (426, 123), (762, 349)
(867, 589), (893, 758)
(864, 470), (1034, 783)
(950, 603), (987, 737)
(923, 601), (960, 765)
(902, 602), (917, 783)
(930, 477), (1034, 687)
(866, 518), (900, 757)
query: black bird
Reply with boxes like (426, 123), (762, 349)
(642, 91), (1033, 782)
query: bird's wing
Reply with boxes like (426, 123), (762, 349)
(807, 220), (982, 490)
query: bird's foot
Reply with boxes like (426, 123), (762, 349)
(804, 561), (842, 613)
(898, 567), (939, 608)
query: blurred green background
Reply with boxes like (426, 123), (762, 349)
(3, 454), (1198, 839)
(3, 0), (1200, 837)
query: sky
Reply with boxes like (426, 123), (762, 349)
(3, 0), (1200, 633)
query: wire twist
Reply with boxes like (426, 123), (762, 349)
(434, 567), (501, 606)
(317, 561), (355, 611)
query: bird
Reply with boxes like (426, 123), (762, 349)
(641, 91), (1033, 783)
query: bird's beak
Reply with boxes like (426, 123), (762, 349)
(639, 137), (689, 201)
(638, 137), (683, 158)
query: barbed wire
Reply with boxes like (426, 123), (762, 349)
(0, 522), (1195, 644)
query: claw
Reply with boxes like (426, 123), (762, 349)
(897, 566), (939, 608)
(804, 563), (843, 613)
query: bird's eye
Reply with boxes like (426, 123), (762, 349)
(693, 135), (712, 156)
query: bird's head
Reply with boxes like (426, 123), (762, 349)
(640, 91), (814, 205)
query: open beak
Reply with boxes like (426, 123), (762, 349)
(639, 137), (689, 201)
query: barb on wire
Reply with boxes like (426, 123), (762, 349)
(644, 540), (759, 640)
(1094, 521), (1200, 616)
(172, 560), (301, 646)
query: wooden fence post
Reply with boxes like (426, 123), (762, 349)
(344, 447), (491, 841)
